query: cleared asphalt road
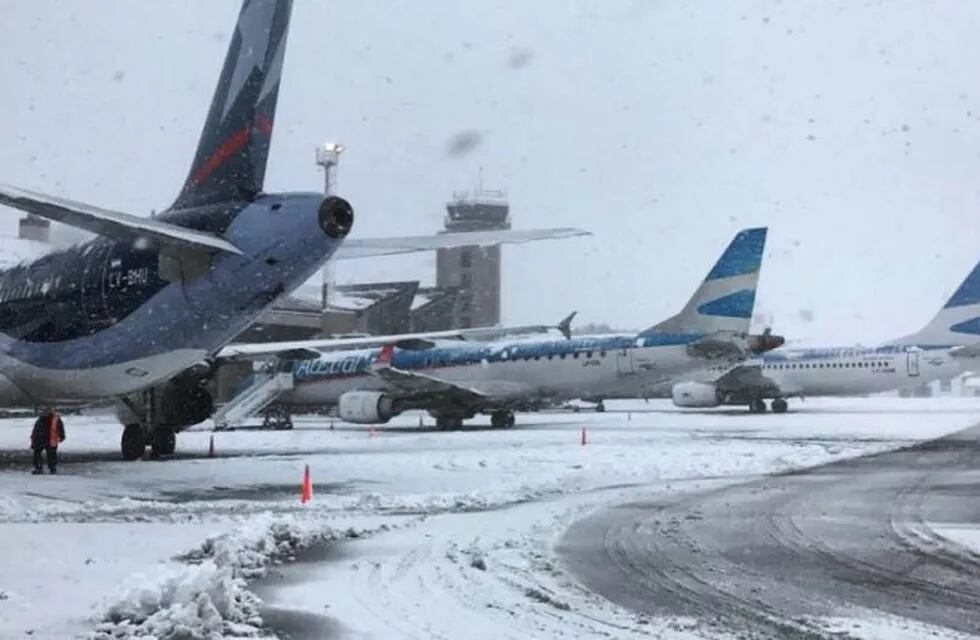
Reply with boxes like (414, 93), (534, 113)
(560, 425), (980, 639)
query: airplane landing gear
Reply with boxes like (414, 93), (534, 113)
(435, 416), (464, 430)
(771, 398), (788, 414)
(121, 424), (145, 461)
(490, 411), (516, 428)
(151, 427), (176, 458)
(595, 400), (606, 413)
(749, 398), (767, 414)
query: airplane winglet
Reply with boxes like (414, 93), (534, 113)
(557, 311), (577, 340)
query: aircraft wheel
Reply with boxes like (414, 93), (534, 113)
(491, 411), (515, 428)
(749, 398), (767, 414)
(771, 398), (788, 414)
(436, 416), (461, 431)
(121, 424), (146, 461)
(151, 427), (176, 457)
(595, 401), (606, 413)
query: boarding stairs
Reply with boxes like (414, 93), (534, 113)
(213, 370), (294, 431)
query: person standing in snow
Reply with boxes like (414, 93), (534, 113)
(31, 407), (65, 475)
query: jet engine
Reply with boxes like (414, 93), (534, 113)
(671, 382), (722, 408)
(337, 391), (396, 424)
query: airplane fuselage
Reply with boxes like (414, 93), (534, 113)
(0, 192), (339, 405)
(281, 333), (741, 411)
(752, 345), (964, 397)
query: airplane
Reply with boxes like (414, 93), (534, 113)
(214, 227), (783, 429)
(668, 257), (980, 412)
(0, 0), (587, 459)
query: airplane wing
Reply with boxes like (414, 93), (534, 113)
(685, 331), (786, 360)
(0, 184), (243, 255)
(215, 312), (576, 361)
(332, 227), (589, 260)
(370, 345), (488, 404)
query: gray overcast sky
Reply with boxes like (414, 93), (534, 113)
(1, 0), (978, 345)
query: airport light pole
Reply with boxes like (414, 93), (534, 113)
(316, 143), (344, 309)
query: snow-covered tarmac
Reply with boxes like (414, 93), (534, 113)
(0, 397), (978, 639)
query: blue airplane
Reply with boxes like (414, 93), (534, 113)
(0, 0), (586, 458)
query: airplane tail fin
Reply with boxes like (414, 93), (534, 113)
(641, 227), (768, 336)
(888, 259), (980, 347)
(171, 0), (293, 210)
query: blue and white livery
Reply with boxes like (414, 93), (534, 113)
(670, 256), (980, 413)
(257, 228), (781, 428)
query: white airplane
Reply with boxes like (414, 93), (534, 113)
(215, 227), (783, 429)
(669, 259), (980, 413)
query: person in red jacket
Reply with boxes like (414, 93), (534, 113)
(31, 407), (65, 475)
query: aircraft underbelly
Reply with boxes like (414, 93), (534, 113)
(0, 348), (207, 403)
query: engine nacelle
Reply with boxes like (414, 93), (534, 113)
(671, 382), (722, 408)
(338, 391), (396, 424)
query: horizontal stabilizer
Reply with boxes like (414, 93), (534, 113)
(333, 227), (589, 260)
(0, 184), (243, 255)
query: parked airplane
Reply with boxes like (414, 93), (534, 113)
(0, 0), (586, 459)
(219, 227), (782, 429)
(670, 259), (980, 412)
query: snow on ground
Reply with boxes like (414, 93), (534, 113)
(0, 397), (977, 638)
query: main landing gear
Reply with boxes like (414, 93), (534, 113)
(120, 423), (176, 460)
(747, 398), (789, 414)
(435, 416), (464, 430)
(490, 410), (516, 429)
(594, 400), (606, 413)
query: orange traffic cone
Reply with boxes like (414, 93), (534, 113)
(300, 464), (313, 503)
(208, 435), (215, 458)
(580, 427), (587, 446)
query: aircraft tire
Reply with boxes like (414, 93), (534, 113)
(121, 424), (146, 461)
(771, 398), (788, 414)
(749, 399), (767, 414)
(595, 401), (606, 413)
(491, 411), (516, 428)
(151, 427), (176, 457)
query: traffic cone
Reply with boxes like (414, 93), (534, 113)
(300, 464), (313, 503)
(208, 435), (215, 458)
(580, 427), (587, 446)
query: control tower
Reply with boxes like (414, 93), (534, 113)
(436, 186), (510, 328)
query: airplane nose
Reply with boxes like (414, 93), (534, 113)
(318, 196), (354, 238)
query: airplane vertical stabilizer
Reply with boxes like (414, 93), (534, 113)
(642, 227), (768, 336)
(888, 259), (980, 347)
(172, 0), (293, 210)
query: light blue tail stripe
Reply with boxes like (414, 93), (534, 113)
(945, 261), (980, 308)
(704, 227), (767, 281)
(696, 289), (756, 318)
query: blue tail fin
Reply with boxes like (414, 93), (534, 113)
(642, 227), (768, 336)
(171, 0), (293, 210)
(889, 259), (980, 347)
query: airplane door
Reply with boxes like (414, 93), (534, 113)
(80, 240), (113, 328)
(616, 348), (635, 376)
(907, 352), (920, 377)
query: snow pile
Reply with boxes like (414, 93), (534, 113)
(91, 561), (266, 639)
(90, 514), (370, 640)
